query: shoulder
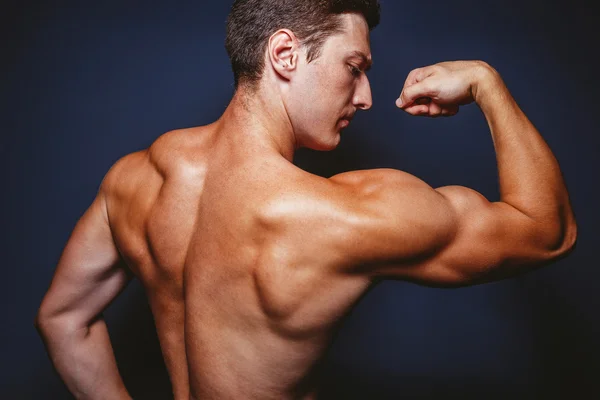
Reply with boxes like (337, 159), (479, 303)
(102, 127), (205, 189)
(330, 170), (489, 229)
(265, 168), (443, 224)
(329, 168), (434, 196)
(147, 129), (185, 166)
(258, 168), (455, 269)
(328, 168), (450, 220)
(100, 150), (150, 194)
(328, 169), (458, 268)
(148, 127), (214, 179)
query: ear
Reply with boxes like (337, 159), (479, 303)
(267, 29), (300, 81)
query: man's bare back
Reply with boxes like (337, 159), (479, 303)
(105, 123), (376, 399)
(36, 3), (576, 399)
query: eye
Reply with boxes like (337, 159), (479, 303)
(348, 65), (362, 77)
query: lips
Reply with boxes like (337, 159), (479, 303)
(340, 114), (354, 125)
(339, 111), (355, 129)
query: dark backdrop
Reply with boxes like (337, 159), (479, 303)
(2, 1), (598, 399)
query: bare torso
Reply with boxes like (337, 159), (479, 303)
(105, 125), (373, 399)
(36, 58), (577, 400)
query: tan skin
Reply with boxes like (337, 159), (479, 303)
(36, 13), (576, 400)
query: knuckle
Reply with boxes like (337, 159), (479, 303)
(413, 67), (427, 81)
(421, 80), (434, 93)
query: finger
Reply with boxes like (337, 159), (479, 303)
(403, 67), (422, 88)
(428, 102), (443, 118)
(404, 65), (435, 88)
(401, 104), (430, 116)
(397, 80), (437, 108)
(441, 105), (459, 117)
(398, 66), (436, 107)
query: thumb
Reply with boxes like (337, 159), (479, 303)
(397, 80), (435, 108)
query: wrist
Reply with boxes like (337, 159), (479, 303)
(471, 62), (504, 108)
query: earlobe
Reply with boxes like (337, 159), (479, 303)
(268, 29), (298, 81)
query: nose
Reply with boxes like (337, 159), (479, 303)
(353, 75), (373, 111)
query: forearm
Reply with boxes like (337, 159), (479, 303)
(37, 317), (131, 400)
(473, 64), (576, 249)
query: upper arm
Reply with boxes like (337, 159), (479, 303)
(37, 183), (131, 332)
(330, 169), (570, 287)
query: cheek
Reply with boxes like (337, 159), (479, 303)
(332, 71), (357, 105)
(312, 68), (354, 108)
(300, 72), (334, 113)
(291, 65), (354, 132)
(323, 65), (353, 91)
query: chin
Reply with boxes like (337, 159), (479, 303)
(307, 133), (341, 152)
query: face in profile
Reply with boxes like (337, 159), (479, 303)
(286, 13), (373, 151)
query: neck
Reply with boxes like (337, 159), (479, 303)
(218, 84), (298, 162)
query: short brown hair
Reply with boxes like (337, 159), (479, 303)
(225, 0), (381, 89)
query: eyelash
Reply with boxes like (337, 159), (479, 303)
(349, 65), (362, 77)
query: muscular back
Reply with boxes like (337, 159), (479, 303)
(104, 111), (575, 399)
(104, 130), (208, 399)
(104, 126), (372, 399)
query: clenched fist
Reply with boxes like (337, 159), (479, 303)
(396, 60), (497, 117)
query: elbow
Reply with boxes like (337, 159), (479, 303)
(559, 220), (578, 256)
(34, 307), (53, 337)
(35, 313), (49, 341)
(541, 217), (578, 260)
(34, 306), (73, 339)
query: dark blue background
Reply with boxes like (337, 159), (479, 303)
(2, 1), (598, 399)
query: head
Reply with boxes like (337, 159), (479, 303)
(225, 0), (380, 150)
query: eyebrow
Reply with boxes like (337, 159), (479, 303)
(349, 51), (373, 71)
